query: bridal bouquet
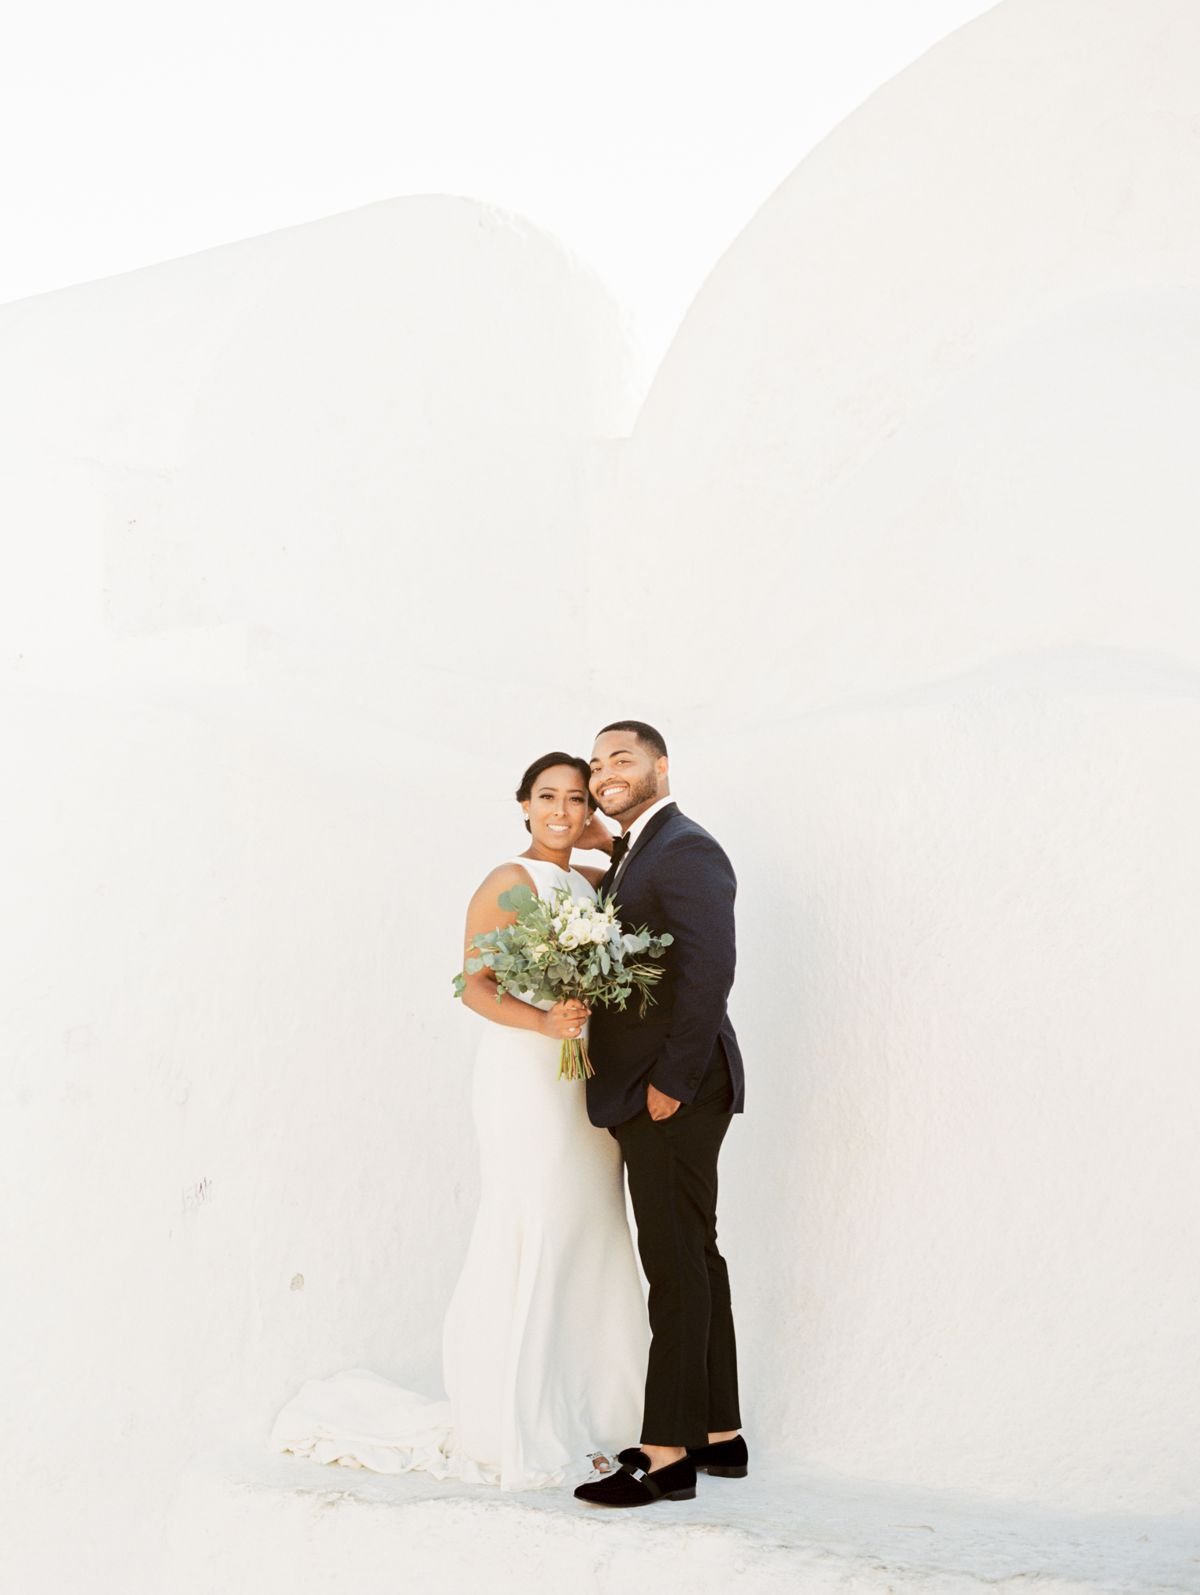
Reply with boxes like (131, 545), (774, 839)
(453, 884), (673, 1081)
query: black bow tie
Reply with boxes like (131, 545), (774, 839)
(610, 833), (631, 866)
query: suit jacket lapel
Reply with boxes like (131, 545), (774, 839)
(601, 802), (679, 898)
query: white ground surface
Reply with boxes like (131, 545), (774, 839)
(160, 1451), (1200, 1595)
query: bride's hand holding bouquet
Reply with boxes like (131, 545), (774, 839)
(539, 996), (592, 1042)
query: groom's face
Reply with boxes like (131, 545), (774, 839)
(589, 732), (665, 822)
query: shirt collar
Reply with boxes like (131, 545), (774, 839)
(621, 795), (675, 851)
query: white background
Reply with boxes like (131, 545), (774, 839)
(2, 0), (993, 392)
(5, 2), (1200, 1590)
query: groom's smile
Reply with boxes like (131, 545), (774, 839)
(589, 728), (670, 826)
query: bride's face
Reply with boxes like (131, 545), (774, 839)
(522, 766), (592, 847)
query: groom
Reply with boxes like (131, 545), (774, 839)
(573, 720), (747, 1509)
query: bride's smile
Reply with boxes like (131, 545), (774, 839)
(522, 768), (593, 859)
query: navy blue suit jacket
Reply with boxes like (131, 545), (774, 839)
(585, 802), (745, 1128)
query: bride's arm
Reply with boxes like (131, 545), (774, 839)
(458, 864), (587, 1038)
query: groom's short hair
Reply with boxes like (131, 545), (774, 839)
(597, 720), (668, 760)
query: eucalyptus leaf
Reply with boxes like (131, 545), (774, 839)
(452, 879), (674, 1029)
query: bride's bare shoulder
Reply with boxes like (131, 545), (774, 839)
(468, 858), (534, 905)
(464, 860), (537, 939)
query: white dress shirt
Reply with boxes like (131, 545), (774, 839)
(611, 794), (676, 888)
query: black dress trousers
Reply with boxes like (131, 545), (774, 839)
(613, 1060), (741, 1448)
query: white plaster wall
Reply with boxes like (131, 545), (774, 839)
(0, 197), (635, 1593)
(598, 0), (1200, 1514)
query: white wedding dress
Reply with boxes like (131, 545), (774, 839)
(270, 857), (647, 1490)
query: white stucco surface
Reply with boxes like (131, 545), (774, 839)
(0, 197), (636, 1593)
(601, 0), (1200, 1517)
(4, 1), (1200, 1591)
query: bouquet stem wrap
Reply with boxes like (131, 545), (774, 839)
(558, 1028), (593, 1083)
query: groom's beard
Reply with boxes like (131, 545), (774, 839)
(602, 771), (659, 821)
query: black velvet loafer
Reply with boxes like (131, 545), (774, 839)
(687, 1434), (749, 1477)
(574, 1449), (697, 1508)
(619, 1434), (749, 1477)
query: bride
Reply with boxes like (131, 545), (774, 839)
(270, 752), (647, 1489)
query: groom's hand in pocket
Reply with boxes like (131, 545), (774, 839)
(646, 1083), (681, 1121)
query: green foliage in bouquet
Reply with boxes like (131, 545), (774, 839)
(453, 883), (673, 1080)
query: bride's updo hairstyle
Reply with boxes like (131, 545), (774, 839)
(516, 752), (596, 833)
